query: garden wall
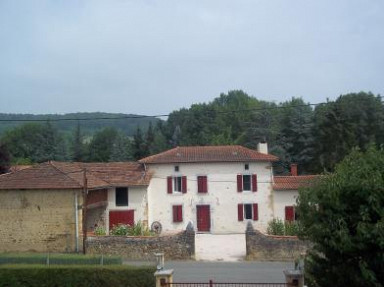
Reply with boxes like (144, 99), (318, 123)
(246, 223), (311, 261)
(86, 228), (195, 261)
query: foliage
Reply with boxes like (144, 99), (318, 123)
(94, 226), (107, 236)
(297, 146), (384, 287)
(266, 218), (301, 236)
(110, 222), (154, 236)
(0, 253), (121, 265)
(0, 265), (156, 287)
(0, 142), (10, 174)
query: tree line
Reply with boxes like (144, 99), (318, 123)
(0, 90), (383, 174)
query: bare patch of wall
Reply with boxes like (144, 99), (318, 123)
(0, 189), (82, 253)
(86, 229), (195, 260)
(246, 223), (310, 261)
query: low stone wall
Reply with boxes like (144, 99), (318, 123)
(246, 223), (310, 261)
(86, 228), (195, 261)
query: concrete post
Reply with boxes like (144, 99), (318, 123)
(154, 269), (174, 287)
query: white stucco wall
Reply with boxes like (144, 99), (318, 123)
(106, 186), (148, 232)
(146, 162), (274, 234)
(273, 190), (298, 220)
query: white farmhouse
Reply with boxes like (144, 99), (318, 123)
(140, 143), (280, 233)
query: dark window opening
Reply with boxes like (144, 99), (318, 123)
(174, 166), (179, 172)
(245, 164), (249, 170)
(174, 176), (182, 192)
(115, 187), (128, 206)
(244, 204), (253, 219)
(243, 175), (251, 191)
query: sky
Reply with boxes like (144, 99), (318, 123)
(0, 0), (383, 116)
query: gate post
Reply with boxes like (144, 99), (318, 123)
(154, 269), (174, 287)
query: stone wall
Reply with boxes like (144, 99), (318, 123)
(246, 223), (310, 261)
(86, 227), (195, 260)
(0, 189), (83, 253)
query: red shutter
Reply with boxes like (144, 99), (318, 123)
(238, 204), (244, 221)
(285, 206), (294, 221)
(252, 174), (257, 192)
(198, 176), (208, 193)
(167, 176), (173, 194)
(237, 174), (243, 192)
(182, 176), (187, 193)
(178, 206), (183, 222)
(253, 204), (258, 221)
(173, 205), (183, 222)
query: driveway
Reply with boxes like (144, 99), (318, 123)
(195, 233), (246, 262)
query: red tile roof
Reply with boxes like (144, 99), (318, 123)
(139, 145), (278, 164)
(273, 175), (319, 190)
(0, 161), (150, 190)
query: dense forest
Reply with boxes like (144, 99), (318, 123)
(0, 91), (383, 175)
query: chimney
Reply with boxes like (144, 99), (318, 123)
(290, 164), (298, 176)
(257, 142), (268, 154)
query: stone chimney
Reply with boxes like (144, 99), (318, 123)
(290, 164), (298, 176)
(257, 142), (268, 154)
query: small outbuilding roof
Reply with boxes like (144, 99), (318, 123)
(273, 175), (318, 190)
(139, 145), (278, 164)
(0, 161), (150, 190)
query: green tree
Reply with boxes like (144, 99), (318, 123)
(297, 147), (384, 286)
(87, 127), (119, 162)
(70, 123), (85, 161)
(313, 92), (383, 172)
(1, 122), (66, 163)
(131, 126), (147, 160)
(0, 142), (10, 174)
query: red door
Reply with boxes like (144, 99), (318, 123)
(196, 205), (211, 232)
(109, 210), (134, 230)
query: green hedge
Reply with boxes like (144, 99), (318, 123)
(0, 253), (122, 265)
(0, 265), (156, 287)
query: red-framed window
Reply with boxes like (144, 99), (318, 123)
(173, 205), (183, 223)
(167, 176), (187, 194)
(237, 174), (257, 192)
(285, 206), (297, 221)
(197, 176), (208, 193)
(238, 203), (258, 221)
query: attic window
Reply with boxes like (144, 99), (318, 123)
(245, 164), (249, 170)
(174, 166), (179, 172)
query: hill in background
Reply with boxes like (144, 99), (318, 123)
(0, 112), (161, 136)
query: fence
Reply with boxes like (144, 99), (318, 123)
(161, 281), (292, 287)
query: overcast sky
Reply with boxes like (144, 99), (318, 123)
(0, 0), (383, 115)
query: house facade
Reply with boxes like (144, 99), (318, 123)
(140, 143), (279, 233)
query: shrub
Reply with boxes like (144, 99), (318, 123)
(94, 226), (107, 236)
(110, 221), (154, 236)
(0, 265), (156, 287)
(267, 218), (285, 235)
(267, 218), (300, 236)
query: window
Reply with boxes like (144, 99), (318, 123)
(167, 176), (187, 194)
(285, 206), (298, 221)
(244, 164), (249, 170)
(174, 176), (182, 192)
(115, 187), (128, 206)
(237, 174), (257, 192)
(173, 205), (183, 222)
(197, 176), (208, 193)
(174, 166), (179, 172)
(238, 203), (258, 221)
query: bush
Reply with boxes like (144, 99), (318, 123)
(0, 253), (122, 265)
(267, 218), (300, 236)
(110, 221), (154, 236)
(94, 226), (107, 236)
(267, 218), (285, 235)
(0, 265), (156, 287)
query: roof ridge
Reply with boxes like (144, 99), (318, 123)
(49, 161), (84, 188)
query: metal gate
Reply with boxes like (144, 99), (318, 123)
(162, 282), (292, 287)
